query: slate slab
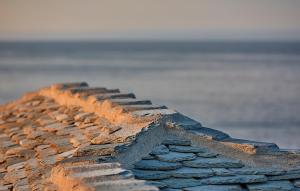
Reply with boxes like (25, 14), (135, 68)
(159, 178), (203, 189)
(247, 180), (295, 191)
(183, 157), (244, 168)
(196, 152), (218, 158)
(212, 168), (236, 176)
(134, 160), (182, 170)
(132, 169), (171, 180)
(187, 127), (230, 141)
(294, 179), (300, 187)
(229, 167), (286, 176)
(200, 175), (267, 185)
(267, 173), (300, 181)
(151, 145), (169, 155)
(169, 145), (207, 153)
(156, 152), (196, 162)
(169, 167), (214, 178)
(162, 139), (191, 146)
(184, 185), (243, 191)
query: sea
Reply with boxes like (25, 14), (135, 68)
(0, 41), (300, 149)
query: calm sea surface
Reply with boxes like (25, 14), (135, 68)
(1, 41), (300, 148)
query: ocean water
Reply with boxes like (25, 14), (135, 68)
(0, 41), (300, 149)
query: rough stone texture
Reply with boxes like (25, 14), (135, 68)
(162, 139), (191, 146)
(1, 82), (300, 191)
(184, 185), (243, 191)
(229, 167), (286, 176)
(168, 145), (207, 153)
(132, 169), (171, 180)
(156, 152), (196, 162)
(196, 152), (218, 158)
(200, 175), (268, 184)
(169, 167), (214, 178)
(159, 178), (203, 189)
(247, 180), (295, 191)
(134, 160), (182, 171)
(150, 145), (169, 155)
(183, 157), (244, 168)
(267, 173), (300, 181)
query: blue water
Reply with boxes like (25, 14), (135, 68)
(1, 41), (300, 148)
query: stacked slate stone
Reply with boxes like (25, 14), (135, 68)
(0, 82), (165, 191)
(133, 138), (300, 191)
(0, 82), (299, 191)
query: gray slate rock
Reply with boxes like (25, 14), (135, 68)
(162, 139), (191, 146)
(146, 181), (168, 188)
(200, 175), (267, 184)
(267, 173), (300, 181)
(247, 180), (295, 191)
(150, 145), (169, 155)
(212, 168), (236, 176)
(159, 178), (203, 189)
(184, 185), (243, 191)
(156, 152), (196, 162)
(170, 167), (214, 178)
(134, 160), (182, 170)
(142, 155), (156, 160)
(294, 179), (300, 187)
(169, 145), (207, 153)
(132, 169), (171, 180)
(229, 167), (286, 176)
(183, 157), (244, 168)
(187, 127), (230, 141)
(197, 152), (218, 158)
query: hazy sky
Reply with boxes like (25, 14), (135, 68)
(1, 0), (300, 40)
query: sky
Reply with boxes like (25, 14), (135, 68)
(0, 0), (300, 41)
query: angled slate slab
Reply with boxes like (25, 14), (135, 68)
(200, 175), (267, 185)
(184, 185), (243, 191)
(150, 145), (169, 155)
(132, 169), (171, 180)
(247, 180), (295, 191)
(156, 152), (196, 162)
(169, 167), (214, 178)
(159, 178), (203, 189)
(183, 157), (244, 168)
(169, 145), (207, 153)
(134, 160), (182, 170)
(162, 139), (191, 146)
